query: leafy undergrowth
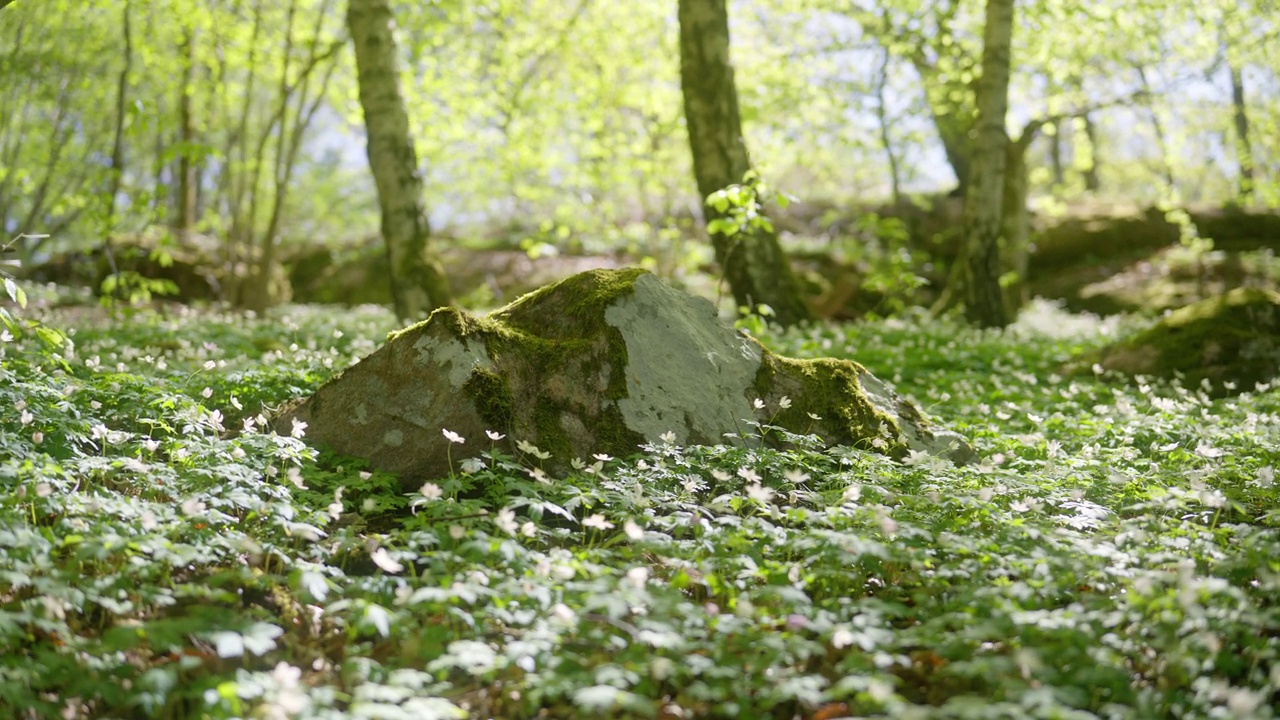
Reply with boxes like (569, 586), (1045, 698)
(1, 299), (1277, 719)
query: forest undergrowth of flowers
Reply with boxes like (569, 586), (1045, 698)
(0, 290), (1277, 720)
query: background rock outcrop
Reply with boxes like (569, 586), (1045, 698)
(1079, 287), (1280, 395)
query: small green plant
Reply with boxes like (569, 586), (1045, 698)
(98, 243), (181, 307)
(704, 169), (787, 240)
(707, 171), (799, 326)
(99, 269), (180, 306)
(1, 233), (67, 349)
(846, 212), (929, 315)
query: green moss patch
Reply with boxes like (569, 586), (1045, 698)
(754, 354), (909, 456)
(463, 368), (515, 431)
(1085, 287), (1280, 394)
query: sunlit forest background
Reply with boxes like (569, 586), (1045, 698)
(3, 0), (1275, 316)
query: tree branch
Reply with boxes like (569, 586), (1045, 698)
(500, 0), (592, 125)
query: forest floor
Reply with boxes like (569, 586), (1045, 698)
(0, 293), (1277, 719)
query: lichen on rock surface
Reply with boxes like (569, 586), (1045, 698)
(1080, 287), (1280, 395)
(276, 268), (974, 489)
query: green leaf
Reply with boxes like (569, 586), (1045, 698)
(149, 248), (173, 268)
(35, 326), (65, 348)
(707, 218), (740, 237)
(3, 278), (24, 309)
(399, 698), (466, 720)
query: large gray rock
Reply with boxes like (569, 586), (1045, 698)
(277, 268), (973, 487)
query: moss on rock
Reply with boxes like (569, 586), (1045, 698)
(1082, 287), (1280, 394)
(754, 355), (908, 455)
(463, 368), (515, 431)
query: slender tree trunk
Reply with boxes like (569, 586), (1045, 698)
(348, 0), (452, 321)
(1062, 75), (1101, 191)
(223, 0), (264, 302)
(17, 78), (75, 235)
(1081, 113), (1101, 191)
(251, 8), (343, 311)
(104, 0), (133, 236)
(176, 23), (199, 238)
(960, 0), (1014, 328)
(1134, 64), (1175, 188)
(0, 12), (32, 229)
(1049, 128), (1064, 188)
(238, 0), (297, 309)
(99, 0), (133, 293)
(677, 0), (811, 326)
(915, 71), (974, 197)
(875, 46), (901, 207)
(903, 16), (976, 199)
(150, 105), (167, 217)
(1229, 62), (1254, 203)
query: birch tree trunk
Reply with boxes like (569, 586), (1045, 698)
(677, 0), (811, 327)
(347, 0), (451, 322)
(960, 0), (1014, 328)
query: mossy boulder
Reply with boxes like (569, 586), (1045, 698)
(1082, 287), (1280, 394)
(276, 268), (974, 489)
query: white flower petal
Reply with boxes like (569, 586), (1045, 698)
(370, 547), (404, 574)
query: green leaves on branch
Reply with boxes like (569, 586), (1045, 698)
(704, 171), (793, 238)
(99, 272), (180, 307)
(2, 234), (36, 311)
(1, 234), (65, 348)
